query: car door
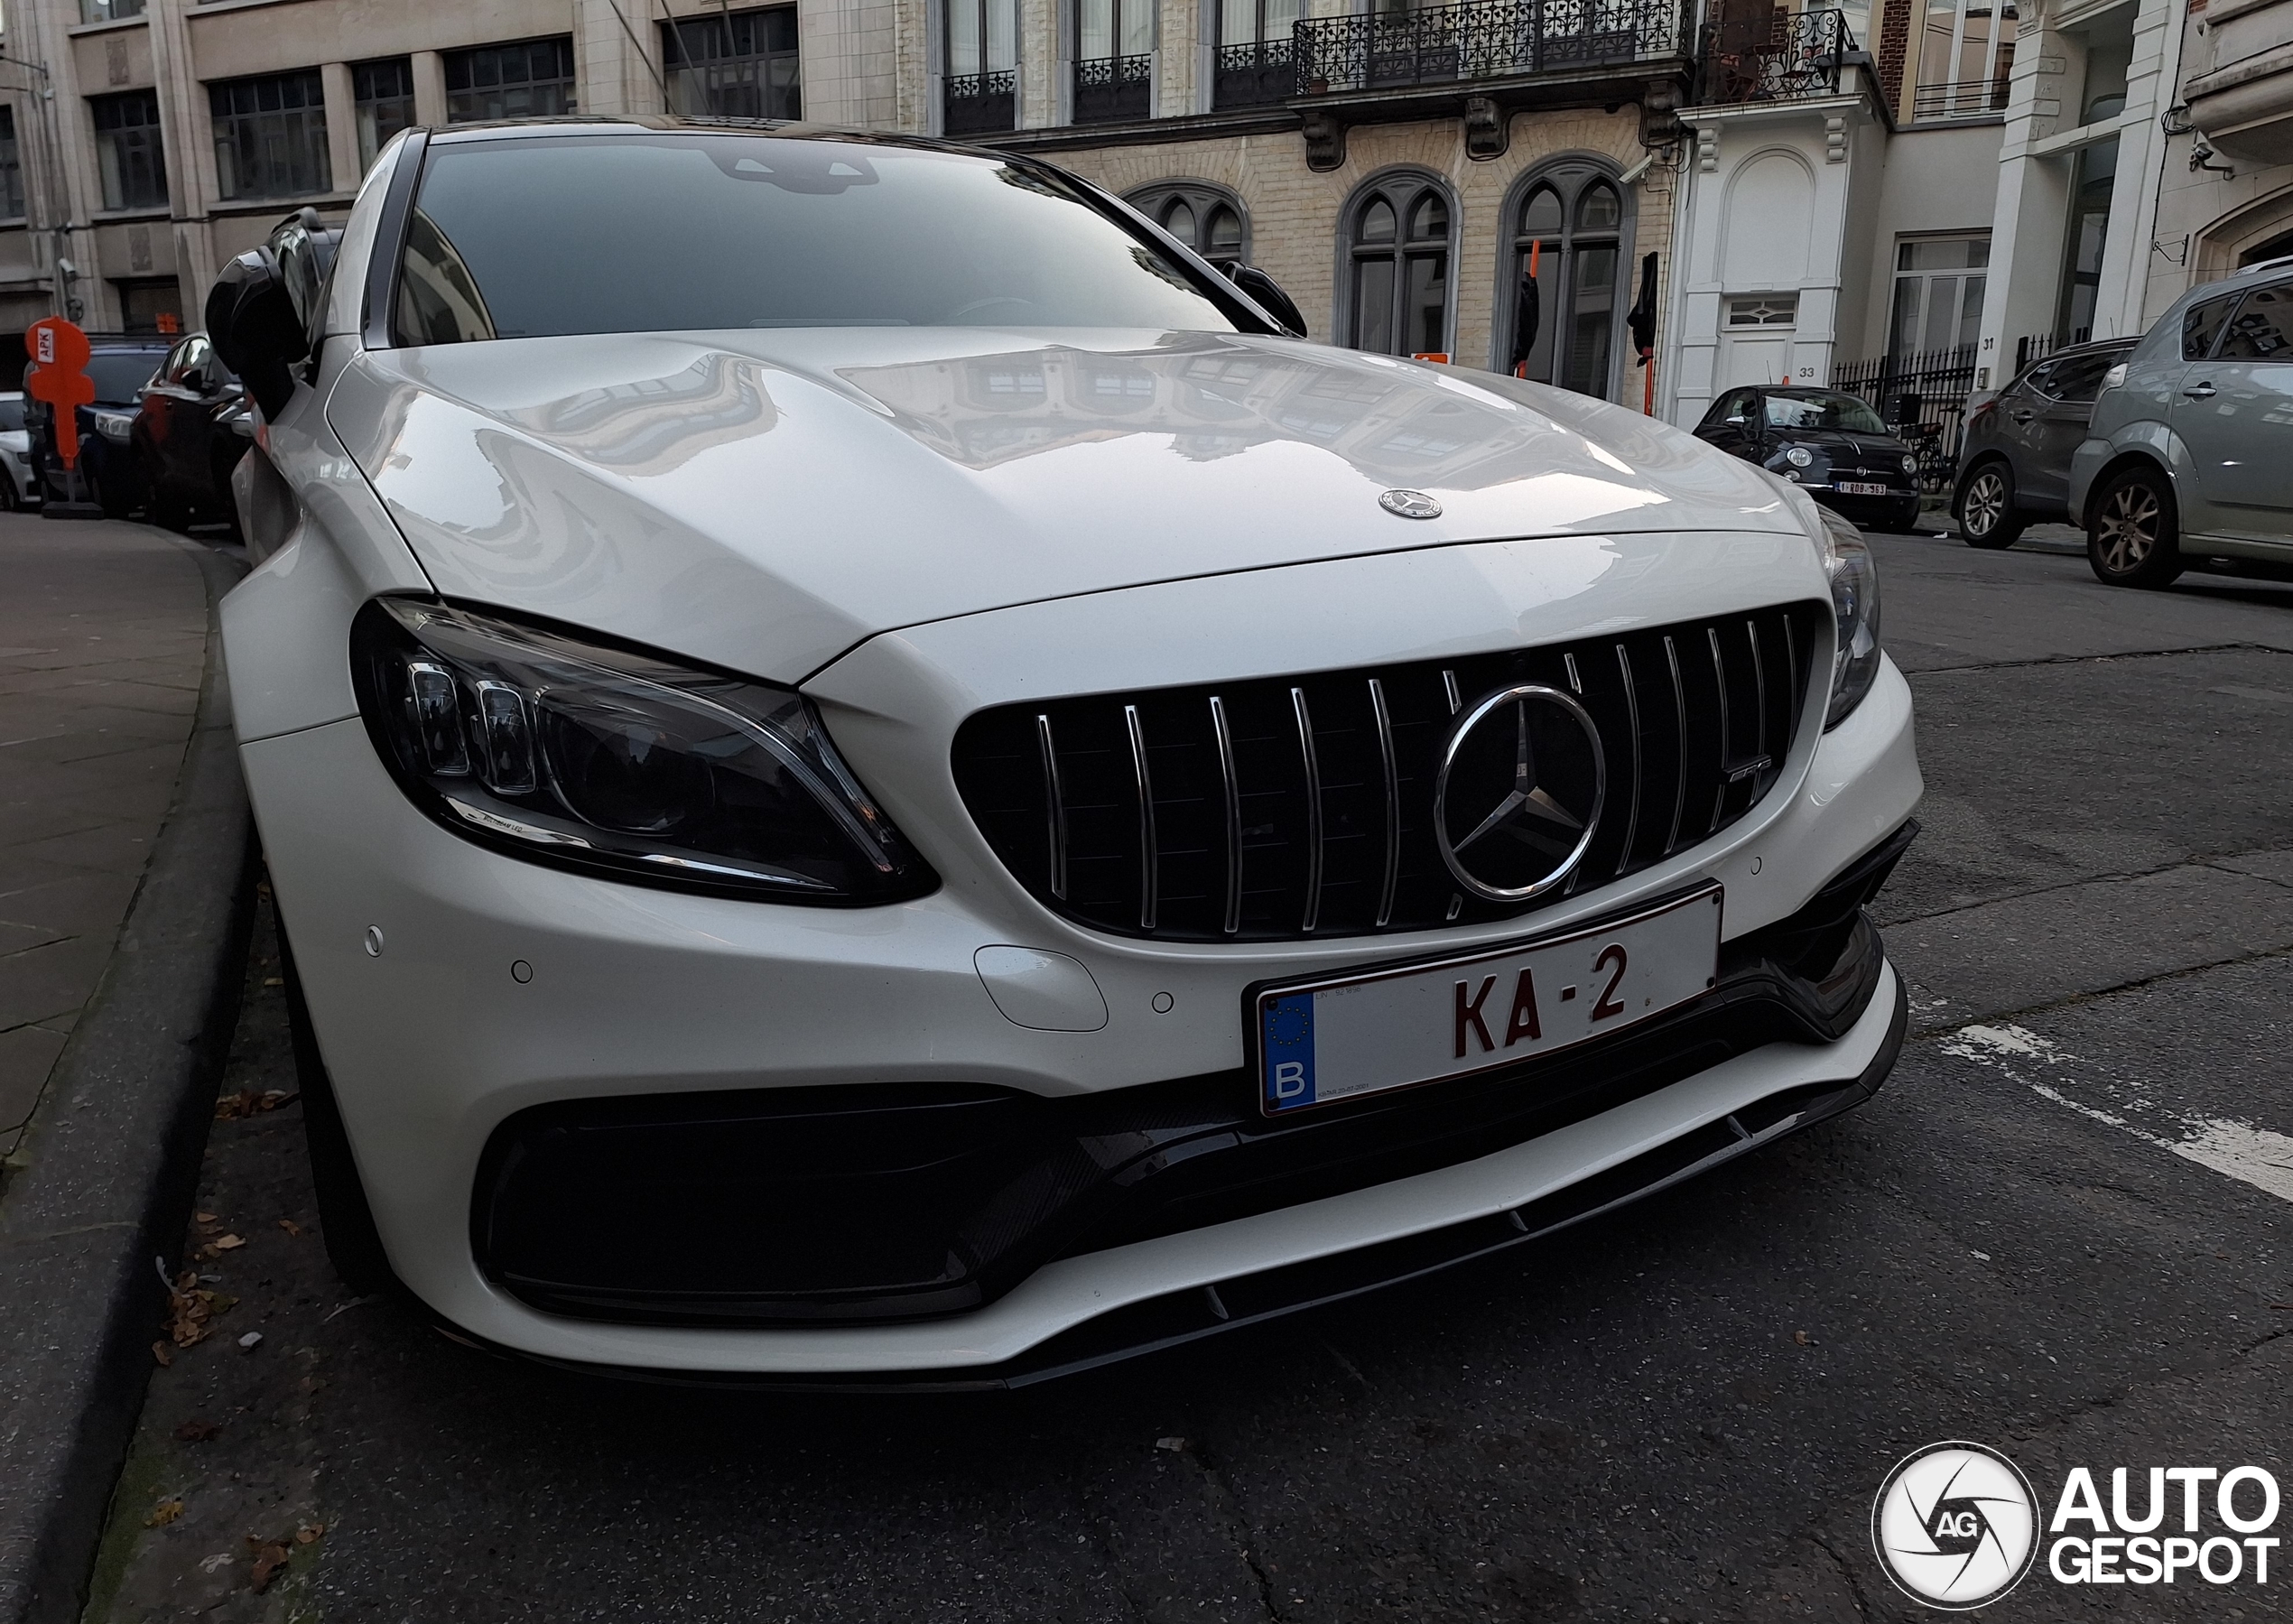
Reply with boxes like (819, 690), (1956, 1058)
(1700, 388), (1759, 459)
(2164, 291), (2245, 538)
(170, 337), (224, 498)
(2023, 351), (2121, 512)
(140, 337), (197, 491)
(2176, 281), (2293, 544)
(1991, 362), (2056, 501)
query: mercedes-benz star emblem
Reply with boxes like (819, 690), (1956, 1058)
(1379, 488), (1442, 520)
(1433, 683), (1605, 902)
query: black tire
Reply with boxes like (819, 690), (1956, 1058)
(1886, 496), (1924, 534)
(1955, 462), (2023, 549)
(279, 924), (396, 1296)
(2086, 465), (2185, 589)
(0, 477), (16, 513)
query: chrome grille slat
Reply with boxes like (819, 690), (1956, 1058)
(1209, 694), (1243, 936)
(1368, 678), (1400, 929)
(951, 604), (1824, 942)
(1124, 702), (1157, 932)
(1611, 642), (1643, 878)
(1292, 686), (1324, 933)
(1662, 635), (1688, 856)
(1035, 713), (1068, 900)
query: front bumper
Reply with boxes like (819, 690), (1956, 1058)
(239, 634), (1919, 1375)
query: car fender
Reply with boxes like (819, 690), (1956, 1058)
(2068, 418), (2182, 528)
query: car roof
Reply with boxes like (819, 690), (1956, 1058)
(425, 115), (980, 159)
(1761, 386), (1864, 399)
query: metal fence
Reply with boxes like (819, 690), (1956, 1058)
(1829, 345), (1978, 496)
(1289, 0), (1685, 97)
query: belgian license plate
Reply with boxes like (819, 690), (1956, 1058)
(1837, 480), (1890, 496)
(1252, 887), (1722, 1116)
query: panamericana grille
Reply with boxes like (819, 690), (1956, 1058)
(951, 603), (1827, 942)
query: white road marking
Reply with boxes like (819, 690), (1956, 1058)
(1942, 1023), (2293, 1207)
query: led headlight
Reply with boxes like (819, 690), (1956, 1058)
(349, 598), (936, 904)
(1816, 506), (1883, 729)
(1784, 444), (1815, 468)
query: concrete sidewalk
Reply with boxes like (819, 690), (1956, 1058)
(0, 519), (212, 1192)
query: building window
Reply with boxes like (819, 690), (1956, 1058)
(663, 7), (801, 121)
(210, 70), (331, 201)
(1073, 0), (1152, 123)
(1506, 166), (1625, 396)
(2055, 139), (2115, 346)
(79, 0), (144, 21)
(944, 0), (1018, 135)
(90, 90), (167, 213)
(444, 38), (577, 124)
(116, 277), (181, 335)
(354, 59), (416, 173)
(1214, 0), (1300, 109)
(1913, 0), (2016, 120)
(1127, 181), (1248, 265)
(1345, 174), (1453, 358)
(1889, 237), (1987, 358)
(0, 108), (24, 223)
(1726, 294), (1798, 328)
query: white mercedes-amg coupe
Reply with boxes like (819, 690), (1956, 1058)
(211, 119), (1919, 1387)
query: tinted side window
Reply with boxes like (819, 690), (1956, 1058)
(2183, 295), (2240, 360)
(2218, 284), (2293, 359)
(2046, 353), (2117, 402)
(2019, 360), (2056, 398)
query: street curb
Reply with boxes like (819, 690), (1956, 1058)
(0, 540), (255, 1624)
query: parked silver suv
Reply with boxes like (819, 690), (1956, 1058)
(2070, 257), (2293, 588)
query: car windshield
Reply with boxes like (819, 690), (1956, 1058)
(1762, 393), (1889, 434)
(87, 353), (162, 404)
(396, 134), (1244, 344)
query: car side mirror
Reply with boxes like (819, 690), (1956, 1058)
(1224, 263), (1305, 339)
(206, 247), (309, 419)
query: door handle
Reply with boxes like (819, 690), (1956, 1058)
(2184, 380), (2217, 399)
(2009, 409), (2035, 422)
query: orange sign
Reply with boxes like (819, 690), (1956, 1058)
(156, 311), (181, 335)
(25, 317), (94, 469)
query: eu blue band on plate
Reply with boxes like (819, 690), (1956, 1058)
(1261, 992), (1316, 1111)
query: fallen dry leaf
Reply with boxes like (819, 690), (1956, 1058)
(1792, 1330), (1812, 1347)
(262, 977), (283, 987)
(195, 1211), (217, 1224)
(277, 1219), (302, 1238)
(213, 1089), (298, 1121)
(174, 1419), (221, 1443)
(152, 1341), (172, 1368)
(164, 1269), (235, 1348)
(248, 1541), (291, 1592)
(293, 1524), (325, 1545)
(146, 1499), (185, 1528)
(211, 1234), (246, 1252)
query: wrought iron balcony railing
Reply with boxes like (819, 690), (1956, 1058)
(1289, 0), (1685, 97)
(1214, 38), (1297, 110)
(944, 69), (1017, 136)
(1701, 8), (1853, 105)
(1073, 53), (1153, 123)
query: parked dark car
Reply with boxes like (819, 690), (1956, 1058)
(131, 330), (252, 531)
(1952, 337), (2140, 549)
(1693, 385), (1924, 533)
(25, 332), (173, 516)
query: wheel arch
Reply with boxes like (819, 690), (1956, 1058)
(2082, 448), (2177, 530)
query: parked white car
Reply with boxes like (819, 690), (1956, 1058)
(0, 391), (38, 509)
(212, 121), (1920, 1386)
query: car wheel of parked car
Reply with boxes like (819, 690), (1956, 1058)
(280, 929), (396, 1296)
(2086, 466), (2184, 589)
(1955, 463), (2023, 550)
(1884, 496), (1923, 534)
(0, 478), (16, 513)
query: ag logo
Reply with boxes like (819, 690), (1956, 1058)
(1871, 1441), (2040, 1610)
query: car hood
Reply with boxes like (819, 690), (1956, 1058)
(329, 328), (1814, 683)
(1768, 429), (1908, 462)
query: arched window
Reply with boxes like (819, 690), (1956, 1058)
(1345, 174), (1453, 357)
(1126, 181), (1250, 266)
(1504, 163), (1629, 398)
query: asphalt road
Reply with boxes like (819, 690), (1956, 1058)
(82, 524), (2293, 1623)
